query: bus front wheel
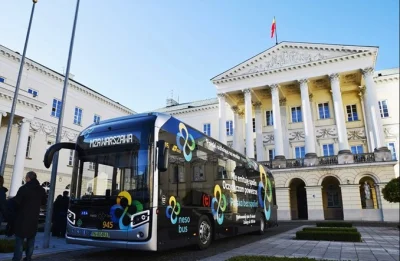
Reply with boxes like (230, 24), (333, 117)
(197, 215), (212, 250)
(259, 214), (266, 235)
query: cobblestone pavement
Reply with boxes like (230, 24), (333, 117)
(200, 226), (400, 261)
(4, 224), (300, 261)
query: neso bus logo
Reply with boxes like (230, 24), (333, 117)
(257, 165), (273, 221)
(110, 191), (143, 230)
(211, 184), (227, 225)
(176, 123), (195, 161)
(166, 196), (181, 224)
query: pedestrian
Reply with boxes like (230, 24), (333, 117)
(11, 171), (46, 261)
(59, 191), (70, 237)
(0, 176), (9, 226)
(52, 195), (62, 237)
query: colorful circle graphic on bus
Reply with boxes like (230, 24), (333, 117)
(211, 185), (227, 225)
(166, 196), (181, 224)
(176, 122), (195, 162)
(110, 191), (143, 230)
(257, 165), (273, 221)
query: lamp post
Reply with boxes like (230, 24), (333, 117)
(42, 0), (81, 248)
(0, 0), (38, 176)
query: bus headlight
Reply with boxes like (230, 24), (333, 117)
(67, 209), (76, 225)
(131, 210), (150, 228)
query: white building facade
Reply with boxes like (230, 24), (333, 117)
(155, 42), (399, 222)
(0, 44), (135, 197)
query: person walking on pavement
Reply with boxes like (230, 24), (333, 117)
(59, 191), (70, 237)
(11, 171), (46, 261)
(0, 176), (9, 226)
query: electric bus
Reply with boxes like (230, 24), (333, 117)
(43, 112), (278, 251)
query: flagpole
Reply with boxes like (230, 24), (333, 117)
(0, 0), (38, 177)
(43, 0), (80, 248)
(275, 16), (278, 45)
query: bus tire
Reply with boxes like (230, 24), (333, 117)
(197, 215), (212, 250)
(259, 214), (265, 235)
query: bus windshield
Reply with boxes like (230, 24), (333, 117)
(73, 146), (151, 203)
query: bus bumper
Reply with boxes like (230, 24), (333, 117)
(66, 235), (157, 251)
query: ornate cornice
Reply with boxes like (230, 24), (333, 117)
(0, 84), (46, 111)
(270, 84), (279, 92)
(361, 67), (374, 77)
(329, 73), (340, 82)
(374, 74), (399, 83)
(212, 51), (375, 84)
(217, 93), (226, 99)
(231, 105), (239, 113)
(253, 102), (262, 109)
(0, 46), (134, 115)
(298, 79), (309, 86)
(165, 104), (219, 116)
(242, 88), (251, 95)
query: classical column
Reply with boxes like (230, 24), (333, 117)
(359, 89), (374, 152)
(299, 79), (317, 158)
(361, 67), (388, 151)
(0, 111), (7, 128)
(270, 84), (285, 159)
(217, 93), (227, 145)
(237, 110), (245, 155)
(231, 105), (240, 151)
(243, 89), (255, 159)
(254, 102), (264, 161)
(329, 73), (351, 154)
(9, 118), (31, 197)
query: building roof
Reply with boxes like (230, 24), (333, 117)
(0, 44), (135, 114)
(152, 98), (218, 113)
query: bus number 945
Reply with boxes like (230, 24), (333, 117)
(102, 221), (114, 229)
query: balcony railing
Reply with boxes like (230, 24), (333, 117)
(259, 153), (384, 169)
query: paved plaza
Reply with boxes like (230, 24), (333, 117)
(200, 226), (400, 261)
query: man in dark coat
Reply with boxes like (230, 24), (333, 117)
(11, 171), (46, 261)
(0, 175), (9, 225)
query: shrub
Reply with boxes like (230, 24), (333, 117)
(303, 227), (358, 232)
(227, 257), (318, 261)
(316, 222), (352, 227)
(296, 230), (361, 242)
(0, 239), (26, 253)
(382, 177), (400, 203)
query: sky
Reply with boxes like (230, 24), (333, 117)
(0, 0), (399, 113)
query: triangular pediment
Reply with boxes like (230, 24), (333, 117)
(211, 41), (378, 82)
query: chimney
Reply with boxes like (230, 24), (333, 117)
(166, 98), (179, 107)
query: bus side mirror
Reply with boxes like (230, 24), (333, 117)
(157, 140), (169, 172)
(43, 142), (78, 168)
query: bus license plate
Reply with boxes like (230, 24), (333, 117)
(91, 231), (110, 238)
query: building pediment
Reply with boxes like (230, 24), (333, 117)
(211, 42), (378, 83)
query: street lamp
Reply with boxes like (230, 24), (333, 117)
(0, 0), (38, 177)
(42, 0), (81, 248)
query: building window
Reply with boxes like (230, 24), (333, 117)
(322, 144), (334, 156)
(268, 149), (275, 161)
(388, 142), (397, 160)
(0, 77), (4, 83)
(226, 120), (233, 136)
(93, 114), (101, 123)
(318, 103), (330, 119)
(252, 118), (255, 132)
(203, 123), (211, 136)
(266, 110), (274, 126)
(291, 107), (302, 123)
(346, 104), (358, 122)
(351, 145), (364, 154)
(68, 150), (74, 166)
(74, 107), (83, 125)
(26, 136), (32, 158)
(378, 100), (389, 118)
(51, 98), (62, 118)
(28, 88), (38, 97)
(295, 146), (305, 159)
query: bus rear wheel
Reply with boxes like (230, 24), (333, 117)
(197, 215), (212, 250)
